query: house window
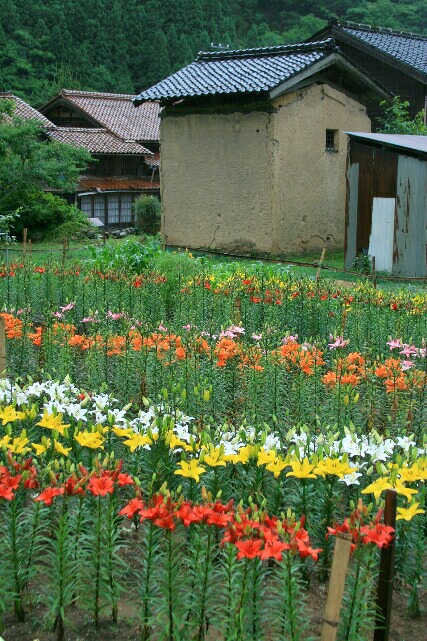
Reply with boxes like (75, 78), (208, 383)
(120, 195), (133, 224)
(108, 195), (120, 225)
(80, 196), (92, 217)
(93, 195), (105, 224)
(326, 129), (338, 152)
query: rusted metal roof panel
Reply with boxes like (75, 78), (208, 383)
(347, 132), (427, 154)
(77, 177), (159, 192)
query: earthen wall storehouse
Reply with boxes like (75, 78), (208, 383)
(135, 40), (388, 256)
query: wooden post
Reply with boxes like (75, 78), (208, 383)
(103, 228), (107, 244)
(62, 238), (67, 265)
(372, 256), (377, 288)
(0, 316), (6, 376)
(316, 247), (326, 283)
(23, 227), (27, 255)
(374, 489), (397, 641)
(320, 532), (353, 641)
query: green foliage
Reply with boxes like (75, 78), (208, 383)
(0, 104), (90, 235)
(87, 236), (162, 273)
(11, 193), (90, 239)
(134, 195), (162, 235)
(378, 97), (427, 135)
(44, 220), (91, 243)
(0, 1), (425, 104)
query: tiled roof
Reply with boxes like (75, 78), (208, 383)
(336, 22), (427, 76)
(44, 90), (160, 142)
(78, 177), (160, 192)
(0, 92), (54, 127)
(135, 40), (337, 103)
(46, 127), (151, 155)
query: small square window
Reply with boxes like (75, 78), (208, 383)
(326, 129), (338, 151)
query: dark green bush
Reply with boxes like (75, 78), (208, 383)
(133, 195), (161, 234)
(11, 193), (90, 239)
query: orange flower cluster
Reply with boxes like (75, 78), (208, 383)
(273, 339), (324, 376)
(323, 352), (366, 388)
(0, 313), (23, 339)
(375, 358), (410, 393)
(214, 338), (264, 371)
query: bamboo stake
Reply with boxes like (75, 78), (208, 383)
(315, 247), (326, 283)
(372, 256), (377, 289)
(320, 532), (353, 641)
(0, 316), (6, 376)
(374, 489), (397, 641)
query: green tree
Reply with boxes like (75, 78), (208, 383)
(378, 97), (427, 135)
(0, 101), (91, 235)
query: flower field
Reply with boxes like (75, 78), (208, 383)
(0, 253), (427, 640)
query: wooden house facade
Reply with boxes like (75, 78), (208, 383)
(40, 90), (161, 227)
(345, 132), (427, 277)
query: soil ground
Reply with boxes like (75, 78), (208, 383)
(2, 580), (426, 641)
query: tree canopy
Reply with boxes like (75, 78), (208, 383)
(0, 0), (425, 105)
(0, 101), (91, 234)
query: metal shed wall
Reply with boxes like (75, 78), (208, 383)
(345, 139), (427, 277)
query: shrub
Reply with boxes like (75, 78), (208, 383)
(44, 221), (93, 243)
(133, 195), (161, 234)
(11, 193), (90, 239)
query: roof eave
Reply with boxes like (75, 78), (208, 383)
(269, 53), (390, 100)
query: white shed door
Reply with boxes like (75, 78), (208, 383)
(368, 197), (395, 273)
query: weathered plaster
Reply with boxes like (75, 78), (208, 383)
(160, 82), (371, 255)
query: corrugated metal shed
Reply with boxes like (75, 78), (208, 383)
(345, 133), (427, 277)
(345, 132), (427, 155)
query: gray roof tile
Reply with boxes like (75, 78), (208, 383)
(135, 40), (336, 103)
(340, 23), (427, 75)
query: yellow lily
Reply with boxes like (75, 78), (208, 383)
(37, 411), (70, 436)
(286, 457), (318, 479)
(315, 457), (356, 479)
(396, 502), (425, 521)
(0, 406), (27, 425)
(74, 430), (104, 450)
(54, 441), (72, 457)
(174, 458), (206, 483)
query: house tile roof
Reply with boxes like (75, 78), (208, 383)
(46, 127), (152, 155)
(339, 22), (427, 76)
(134, 40), (338, 103)
(0, 92), (54, 127)
(44, 90), (161, 142)
(77, 177), (160, 192)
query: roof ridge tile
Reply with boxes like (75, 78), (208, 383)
(196, 38), (336, 61)
(335, 19), (427, 42)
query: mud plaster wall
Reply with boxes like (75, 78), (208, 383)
(270, 84), (370, 253)
(160, 83), (371, 255)
(160, 110), (274, 254)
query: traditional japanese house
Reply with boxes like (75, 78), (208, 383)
(40, 90), (161, 227)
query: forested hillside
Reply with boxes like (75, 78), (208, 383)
(0, 0), (425, 106)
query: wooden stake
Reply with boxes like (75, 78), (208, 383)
(372, 256), (377, 289)
(62, 238), (67, 264)
(320, 532), (353, 641)
(23, 227), (27, 255)
(316, 247), (326, 283)
(374, 489), (397, 641)
(0, 316), (6, 376)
